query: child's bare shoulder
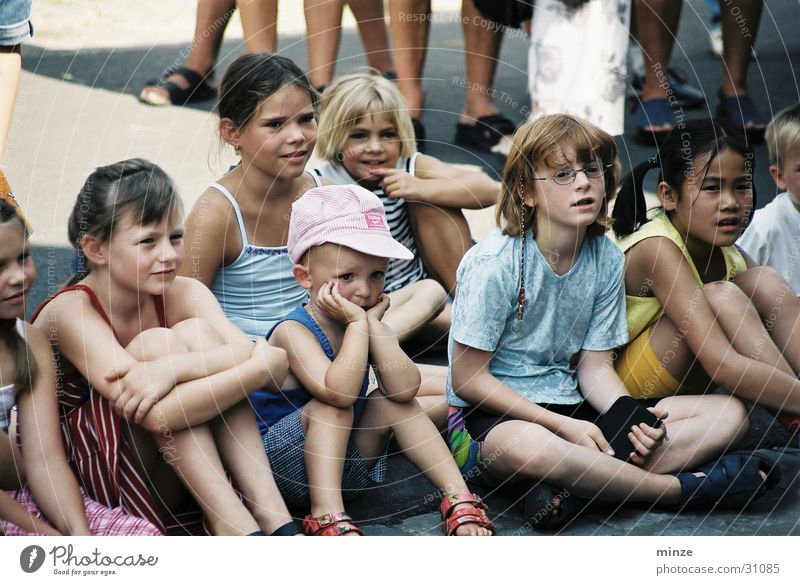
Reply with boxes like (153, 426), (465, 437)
(270, 318), (317, 352)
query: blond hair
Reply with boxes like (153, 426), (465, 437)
(766, 103), (800, 168)
(496, 114), (619, 239)
(314, 70), (416, 162)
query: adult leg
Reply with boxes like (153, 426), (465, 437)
(459, 0), (503, 124)
(139, 0), (235, 106)
(349, 0), (395, 76)
(388, 0), (430, 118)
(237, 0), (278, 52)
(354, 393), (492, 535)
(0, 45), (21, 159)
(716, 0), (764, 137)
(718, 0), (762, 98)
(304, 0), (344, 89)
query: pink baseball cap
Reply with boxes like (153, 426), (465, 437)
(287, 184), (414, 263)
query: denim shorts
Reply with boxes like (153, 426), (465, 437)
(0, 0), (33, 46)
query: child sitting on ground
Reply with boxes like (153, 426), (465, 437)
(263, 184), (495, 536)
(739, 103), (800, 293)
(312, 71), (499, 334)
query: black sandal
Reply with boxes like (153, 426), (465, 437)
(675, 451), (780, 510)
(454, 114), (516, 153)
(521, 481), (587, 530)
(139, 66), (217, 107)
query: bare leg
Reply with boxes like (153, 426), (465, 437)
(354, 393), (492, 535)
(415, 363), (448, 431)
(210, 402), (294, 533)
(237, 0), (278, 52)
(481, 421), (681, 504)
(349, 0), (395, 75)
(384, 279), (447, 343)
(718, 0), (763, 98)
(459, 0), (503, 124)
(304, 0), (345, 89)
(734, 266), (800, 372)
(156, 425), (260, 535)
(388, 0), (430, 118)
(0, 45), (21, 159)
(139, 0), (235, 105)
(704, 279), (796, 376)
(632, 0), (682, 132)
(301, 400), (355, 523)
(407, 202), (473, 294)
(644, 395), (749, 473)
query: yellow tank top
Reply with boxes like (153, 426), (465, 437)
(616, 211), (748, 340)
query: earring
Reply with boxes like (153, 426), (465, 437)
(234, 145), (241, 157)
(517, 195), (527, 320)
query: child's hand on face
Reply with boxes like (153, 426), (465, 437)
(628, 408), (668, 467)
(105, 358), (176, 423)
(374, 168), (428, 202)
(366, 293), (390, 322)
(316, 282), (367, 324)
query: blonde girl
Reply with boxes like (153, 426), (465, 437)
(313, 71), (499, 322)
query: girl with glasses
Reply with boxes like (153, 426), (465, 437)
(446, 114), (773, 531)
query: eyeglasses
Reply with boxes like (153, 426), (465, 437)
(532, 162), (612, 186)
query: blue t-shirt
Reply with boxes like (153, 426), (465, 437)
(446, 229), (628, 407)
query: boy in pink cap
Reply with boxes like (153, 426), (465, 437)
(261, 184), (495, 536)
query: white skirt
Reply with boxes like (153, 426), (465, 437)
(528, 0), (631, 136)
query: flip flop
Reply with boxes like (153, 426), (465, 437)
(633, 98), (675, 146)
(454, 114), (516, 153)
(139, 66), (217, 107)
(715, 92), (766, 144)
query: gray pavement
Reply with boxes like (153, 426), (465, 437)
(8, 0), (800, 535)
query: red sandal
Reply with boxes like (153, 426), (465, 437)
(303, 512), (364, 536)
(439, 493), (495, 536)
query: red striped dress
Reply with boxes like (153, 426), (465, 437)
(32, 285), (204, 535)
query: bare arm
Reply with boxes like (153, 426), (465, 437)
(178, 188), (240, 287)
(34, 289), (282, 433)
(367, 296), (420, 402)
(378, 155), (500, 209)
(18, 325), (91, 535)
(452, 341), (612, 453)
(635, 237), (800, 413)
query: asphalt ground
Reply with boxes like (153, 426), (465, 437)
(4, 0), (800, 535)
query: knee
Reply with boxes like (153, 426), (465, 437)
(720, 396), (750, 442)
(702, 280), (748, 309)
(127, 328), (187, 361)
(171, 318), (224, 351)
(301, 399), (354, 430)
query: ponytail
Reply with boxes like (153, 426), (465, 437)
(613, 155), (660, 237)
